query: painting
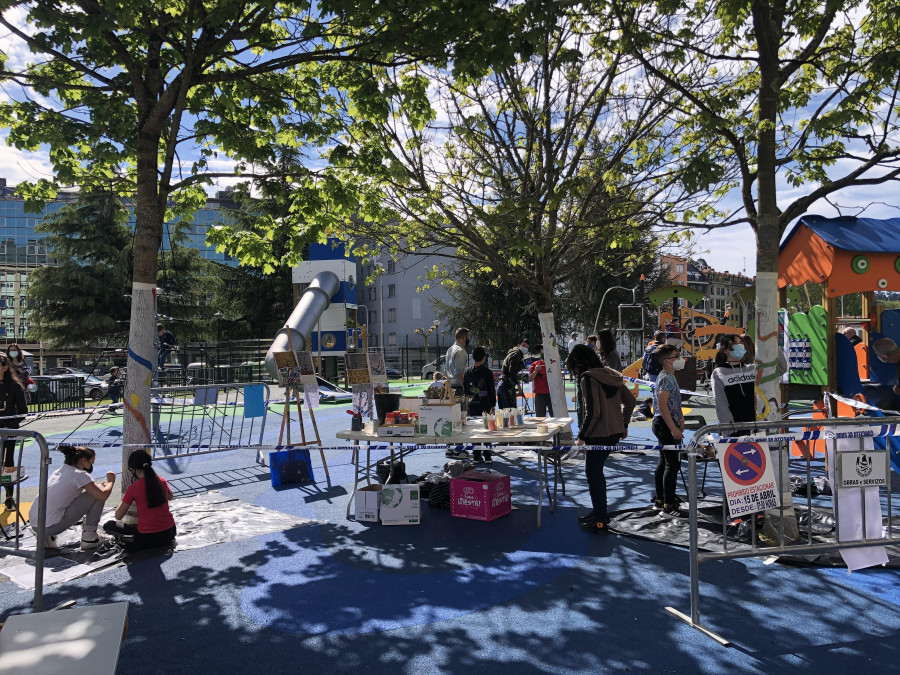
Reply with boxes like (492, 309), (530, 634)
(352, 383), (374, 418)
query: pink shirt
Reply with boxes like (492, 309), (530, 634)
(123, 476), (175, 534)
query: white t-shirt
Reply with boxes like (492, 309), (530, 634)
(45, 463), (93, 527)
(567, 338), (579, 351)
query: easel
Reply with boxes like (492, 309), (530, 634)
(277, 329), (329, 478)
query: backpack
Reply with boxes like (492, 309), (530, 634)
(642, 344), (663, 376)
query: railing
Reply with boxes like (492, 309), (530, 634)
(668, 415), (900, 645)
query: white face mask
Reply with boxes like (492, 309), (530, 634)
(8, 351), (17, 358)
(673, 357), (686, 371)
(520, 346), (528, 355)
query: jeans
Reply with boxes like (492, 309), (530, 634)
(583, 433), (622, 524)
(497, 380), (517, 409)
(158, 348), (172, 369)
(652, 417), (681, 505)
(42, 491), (105, 536)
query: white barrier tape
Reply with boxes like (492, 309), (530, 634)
(716, 424), (900, 444)
(622, 375), (715, 400)
(825, 391), (900, 416)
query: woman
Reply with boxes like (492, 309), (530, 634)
(598, 328), (623, 372)
(651, 344), (685, 517)
(0, 354), (28, 509)
(37, 445), (116, 550)
(6, 343), (30, 405)
(104, 450), (176, 551)
(711, 334), (757, 433)
(568, 344), (636, 534)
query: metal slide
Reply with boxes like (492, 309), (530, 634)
(265, 270), (341, 381)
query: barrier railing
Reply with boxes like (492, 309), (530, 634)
(0, 429), (52, 612)
(147, 382), (270, 461)
(667, 415), (900, 646)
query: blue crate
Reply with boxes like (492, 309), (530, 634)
(269, 448), (315, 487)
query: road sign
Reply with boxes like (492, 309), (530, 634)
(717, 441), (780, 517)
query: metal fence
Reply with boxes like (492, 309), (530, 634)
(669, 415), (900, 646)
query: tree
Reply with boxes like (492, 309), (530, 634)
(0, 0), (519, 456)
(26, 189), (132, 348)
(617, 0), (900, 539)
(282, 10), (700, 417)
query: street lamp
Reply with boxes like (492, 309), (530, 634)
(414, 319), (440, 368)
(376, 255), (385, 350)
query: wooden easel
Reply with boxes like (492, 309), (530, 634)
(277, 329), (329, 478)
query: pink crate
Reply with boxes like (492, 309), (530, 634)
(450, 470), (511, 521)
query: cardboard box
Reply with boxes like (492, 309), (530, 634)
(450, 470), (511, 521)
(376, 424), (417, 437)
(398, 397), (423, 414)
(268, 448), (315, 488)
(354, 484), (382, 522)
(380, 484), (421, 525)
(418, 404), (463, 437)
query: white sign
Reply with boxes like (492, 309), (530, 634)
(839, 451), (887, 488)
(717, 441), (781, 517)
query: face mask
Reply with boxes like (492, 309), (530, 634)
(520, 346), (528, 355)
(673, 357), (686, 371)
(83, 462), (94, 474)
(8, 351), (17, 358)
(730, 344), (746, 360)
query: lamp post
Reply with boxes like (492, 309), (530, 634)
(414, 319), (440, 370)
(375, 255), (385, 350)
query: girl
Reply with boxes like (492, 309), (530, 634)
(568, 344), (636, 534)
(597, 328), (623, 372)
(651, 344), (685, 517)
(104, 450), (176, 551)
(711, 334), (757, 433)
(38, 445), (116, 550)
(0, 353), (28, 509)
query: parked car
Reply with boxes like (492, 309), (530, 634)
(421, 355), (446, 380)
(84, 375), (109, 401)
(30, 374), (98, 403)
(385, 367), (404, 380)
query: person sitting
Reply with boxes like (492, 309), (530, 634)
(433, 371), (446, 382)
(36, 445), (115, 551)
(156, 323), (177, 369)
(105, 366), (125, 409)
(104, 450), (176, 552)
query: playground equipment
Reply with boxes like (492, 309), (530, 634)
(264, 271), (340, 380)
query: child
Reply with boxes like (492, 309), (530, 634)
(651, 344), (686, 517)
(104, 450), (176, 551)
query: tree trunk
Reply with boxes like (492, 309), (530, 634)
(122, 140), (164, 491)
(754, 2), (798, 540)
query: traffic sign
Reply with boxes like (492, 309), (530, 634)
(723, 442), (767, 486)
(717, 441), (780, 517)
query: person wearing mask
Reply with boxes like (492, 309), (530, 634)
(598, 328), (623, 372)
(444, 327), (470, 400)
(586, 335), (599, 351)
(570, 344), (636, 534)
(37, 445), (115, 551)
(156, 323), (177, 369)
(528, 344), (553, 417)
(566, 333), (580, 381)
(642, 331), (667, 384)
(711, 335), (757, 434)
(498, 338), (529, 410)
(651, 344), (686, 517)
(464, 346), (496, 463)
(104, 450), (177, 552)
(0, 354), (27, 509)
(6, 344), (29, 392)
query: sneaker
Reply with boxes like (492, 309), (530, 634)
(581, 520), (610, 534)
(473, 451), (484, 463)
(445, 448), (470, 460)
(650, 497), (663, 511)
(662, 503), (686, 518)
(631, 412), (647, 421)
(483, 452), (493, 464)
(577, 511), (596, 524)
(80, 532), (113, 551)
(44, 535), (59, 550)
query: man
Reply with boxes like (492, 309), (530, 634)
(498, 338), (529, 410)
(444, 327), (469, 399)
(104, 366), (125, 410)
(873, 338), (900, 399)
(642, 331), (667, 384)
(156, 323), (177, 369)
(586, 335), (598, 351)
(567, 333), (579, 353)
(464, 346), (496, 463)
(528, 344), (553, 417)
(842, 327), (863, 346)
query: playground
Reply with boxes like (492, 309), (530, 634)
(1, 215), (900, 673)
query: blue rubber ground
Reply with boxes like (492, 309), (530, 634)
(2, 387), (900, 674)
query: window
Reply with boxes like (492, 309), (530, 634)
(388, 332), (397, 346)
(388, 308), (396, 323)
(387, 260), (396, 274)
(388, 284), (395, 298)
(676, 264), (684, 273)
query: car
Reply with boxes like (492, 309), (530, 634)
(421, 355), (446, 380)
(385, 367), (404, 380)
(84, 374), (109, 401)
(46, 367), (90, 377)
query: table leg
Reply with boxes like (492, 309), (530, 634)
(346, 445), (359, 520)
(536, 450), (544, 528)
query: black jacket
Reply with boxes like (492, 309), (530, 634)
(464, 363), (496, 416)
(0, 379), (27, 428)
